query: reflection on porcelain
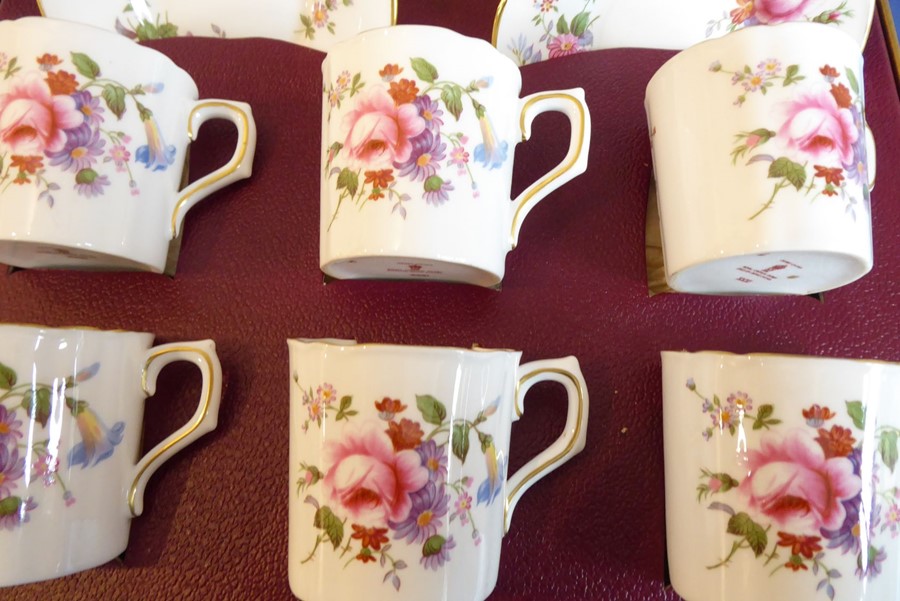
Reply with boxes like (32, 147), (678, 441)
(492, 0), (874, 62)
(663, 351), (900, 601)
(645, 23), (875, 295)
(38, 0), (396, 51)
(0, 324), (223, 587)
(288, 339), (588, 601)
(0, 18), (257, 273)
(320, 26), (591, 287)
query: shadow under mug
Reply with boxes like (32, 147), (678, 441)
(662, 350), (900, 601)
(287, 339), (588, 601)
(0, 324), (222, 587)
(646, 22), (876, 295)
(0, 17), (257, 273)
(319, 25), (591, 287)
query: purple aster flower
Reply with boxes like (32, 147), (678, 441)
(821, 448), (865, 554)
(388, 480), (449, 544)
(843, 107), (869, 186)
(74, 169), (111, 198)
(71, 91), (105, 127)
(0, 445), (25, 497)
(0, 406), (23, 446)
(420, 535), (455, 570)
(46, 124), (105, 172)
(423, 176), (454, 206)
(710, 406), (740, 430)
(0, 495), (37, 530)
(856, 544), (887, 578)
(414, 96), (444, 132)
(726, 391), (752, 413)
(394, 129), (446, 182)
(417, 439), (448, 483)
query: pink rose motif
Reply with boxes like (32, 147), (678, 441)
(754, 0), (815, 23)
(322, 421), (429, 525)
(0, 73), (82, 155)
(342, 86), (426, 169)
(779, 91), (858, 166)
(739, 429), (861, 535)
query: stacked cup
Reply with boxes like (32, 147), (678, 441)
(645, 10), (897, 601)
(645, 19), (876, 295)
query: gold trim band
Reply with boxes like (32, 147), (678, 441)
(505, 366), (585, 529)
(491, 0), (509, 47)
(511, 92), (586, 241)
(128, 346), (216, 516)
(170, 101), (251, 237)
(879, 0), (900, 88)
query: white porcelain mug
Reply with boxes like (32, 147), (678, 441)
(645, 23), (876, 295)
(662, 350), (900, 601)
(0, 17), (257, 273)
(0, 324), (222, 586)
(319, 25), (591, 287)
(287, 339), (589, 601)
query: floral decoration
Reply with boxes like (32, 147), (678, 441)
(508, 0), (600, 66)
(687, 378), (899, 599)
(0, 49), (178, 204)
(706, 0), (854, 38)
(300, 0), (354, 41)
(709, 60), (867, 220)
(295, 380), (503, 590)
(114, 3), (227, 41)
(0, 361), (125, 531)
(323, 58), (507, 228)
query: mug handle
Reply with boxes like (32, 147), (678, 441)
(169, 100), (258, 239)
(865, 126), (876, 191)
(508, 88), (591, 247)
(127, 340), (223, 517)
(504, 356), (589, 533)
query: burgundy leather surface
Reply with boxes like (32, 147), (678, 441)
(1, 1), (898, 599)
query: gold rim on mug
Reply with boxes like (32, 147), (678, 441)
(289, 339), (520, 354)
(663, 349), (900, 368)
